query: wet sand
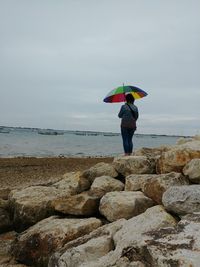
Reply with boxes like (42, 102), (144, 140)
(0, 157), (113, 190)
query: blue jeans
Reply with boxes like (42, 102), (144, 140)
(121, 127), (135, 154)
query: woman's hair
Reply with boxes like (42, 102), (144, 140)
(125, 93), (135, 103)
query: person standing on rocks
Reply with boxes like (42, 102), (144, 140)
(118, 93), (139, 156)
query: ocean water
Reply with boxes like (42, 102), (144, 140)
(0, 127), (180, 157)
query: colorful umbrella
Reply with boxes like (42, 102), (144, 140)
(103, 85), (148, 103)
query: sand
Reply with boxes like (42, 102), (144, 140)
(0, 157), (113, 190)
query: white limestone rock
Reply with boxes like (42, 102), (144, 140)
(75, 206), (177, 267)
(99, 191), (154, 222)
(82, 162), (118, 183)
(157, 141), (200, 174)
(14, 216), (102, 266)
(125, 172), (189, 204)
(49, 219), (126, 267)
(183, 158), (200, 183)
(53, 171), (90, 193)
(9, 172), (88, 230)
(113, 156), (156, 177)
(90, 175), (124, 198)
(133, 146), (170, 158)
(141, 216), (200, 266)
(53, 191), (99, 216)
(163, 185), (200, 215)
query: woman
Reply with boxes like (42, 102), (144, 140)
(118, 93), (139, 156)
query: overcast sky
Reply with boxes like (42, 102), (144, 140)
(0, 0), (199, 135)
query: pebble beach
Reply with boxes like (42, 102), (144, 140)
(0, 156), (113, 190)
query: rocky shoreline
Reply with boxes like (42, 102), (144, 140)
(1, 136), (200, 266)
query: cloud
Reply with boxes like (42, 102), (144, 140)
(0, 0), (199, 135)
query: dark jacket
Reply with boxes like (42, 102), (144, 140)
(118, 103), (139, 129)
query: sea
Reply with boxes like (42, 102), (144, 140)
(0, 127), (181, 158)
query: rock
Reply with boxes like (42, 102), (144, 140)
(0, 231), (17, 265)
(14, 216), (102, 266)
(125, 174), (147, 191)
(71, 206), (177, 267)
(179, 140), (200, 150)
(90, 175), (124, 198)
(99, 191), (154, 222)
(125, 172), (189, 204)
(113, 156), (156, 177)
(82, 162), (118, 183)
(194, 135), (200, 141)
(183, 158), (200, 183)
(133, 146), (170, 158)
(137, 216), (200, 266)
(176, 137), (193, 145)
(49, 219), (126, 267)
(9, 172), (89, 231)
(53, 191), (100, 216)
(163, 185), (200, 216)
(9, 186), (66, 231)
(52, 171), (90, 193)
(57, 235), (113, 267)
(181, 213), (200, 222)
(157, 141), (200, 173)
(113, 205), (177, 246)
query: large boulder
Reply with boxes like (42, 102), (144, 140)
(57, 235), (113, 267)
(113, 205), (177, 247)
(194, 135), (200, 141)
(9, 186), (64, 231)
(183, 158), (200, 183)
(133, 146), (170, 158)
(49, 219), (126, 267)
(9, 172), (89, 230)
(53, 191), (100, 216)
(135, 216), (200, 266)
(163, 185), (200, 215)
(157, 141), (200, 173)
(99, 191), (154, 222)
(82, 162), (118, 183)
(176, 137), (193, 145)
(113, 156), (156, 177)
(65, 206), (177, 267)
(179, 140), (200, 150)
(125, 172), (189, 204)
(14, 216), (102, 266)
(53, 171), (90, 193)
(90, 175), (124, 198)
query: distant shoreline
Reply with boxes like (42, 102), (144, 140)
(0, 125), (193, 138)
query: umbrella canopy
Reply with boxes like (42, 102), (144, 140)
(103, 85), (148, 103)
